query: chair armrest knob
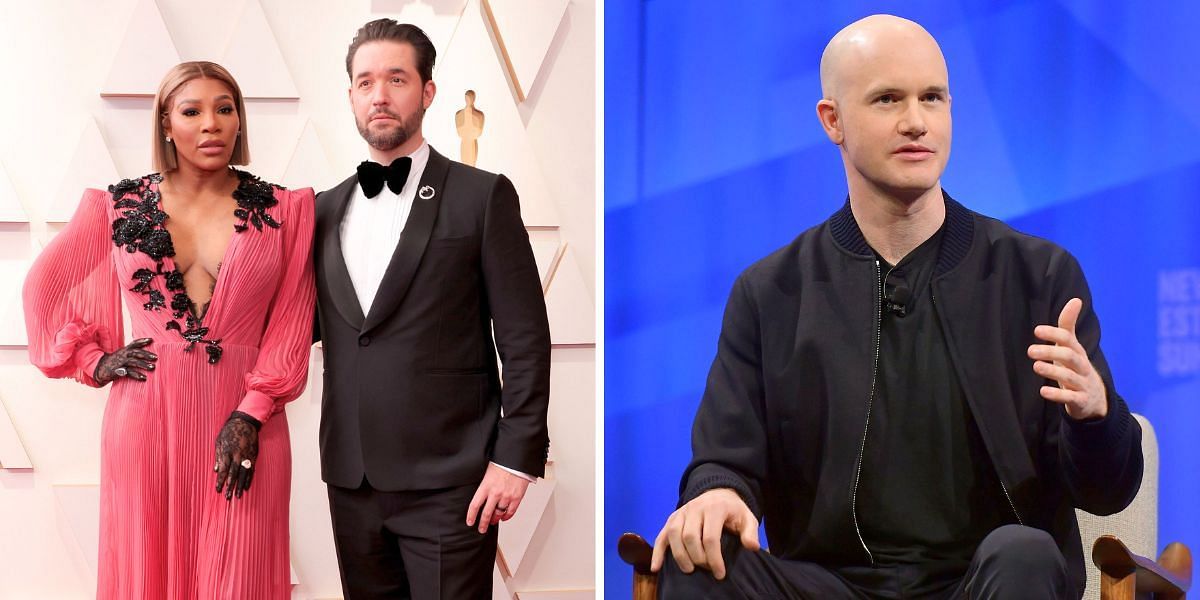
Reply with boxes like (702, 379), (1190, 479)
(619, 532), (655, 575)
(1093, 535), (1191, 595)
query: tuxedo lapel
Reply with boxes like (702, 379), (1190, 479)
(362, 147), (451, 334)
(320, 175), (366, 330)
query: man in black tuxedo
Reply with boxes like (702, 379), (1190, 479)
(313, 19), (551, 599)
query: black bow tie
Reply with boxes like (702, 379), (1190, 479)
(357, 157), (413, 198)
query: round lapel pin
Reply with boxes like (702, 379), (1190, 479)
(418, 185), (435, 200)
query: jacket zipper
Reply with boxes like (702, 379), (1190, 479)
(930, 287), (1025, 526)
(850, 259), (886, 567)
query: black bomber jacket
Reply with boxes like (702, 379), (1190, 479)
(679, 192), (1143, 596)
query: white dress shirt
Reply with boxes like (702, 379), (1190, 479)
(340, 142), (534, 483)
(341, 142), (430, 316)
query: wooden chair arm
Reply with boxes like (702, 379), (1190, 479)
(619, 532), (660, 600)
(1092, 535), (1192, 600)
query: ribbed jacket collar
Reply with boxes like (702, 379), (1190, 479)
(827, 189), (975, 276)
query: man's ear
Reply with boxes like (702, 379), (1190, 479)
(423, 80), (437, 110)
(816, 99), (844, 145)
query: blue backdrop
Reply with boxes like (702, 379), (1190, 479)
(605, 1), (1200, 597)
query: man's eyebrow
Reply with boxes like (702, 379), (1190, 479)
(354, 67), (409, 80)
(863, 86), (902, 98)
(862, 85), (948, 97)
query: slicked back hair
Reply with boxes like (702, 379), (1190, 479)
(345, 19), (436, 84)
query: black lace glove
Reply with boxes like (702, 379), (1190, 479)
(93, 338), (157, 384)
(214, 411), (261, 500)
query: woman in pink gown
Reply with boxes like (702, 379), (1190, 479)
(22, 61), (313, 599)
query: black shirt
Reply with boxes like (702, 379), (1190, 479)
(853, 225), (1010, 597)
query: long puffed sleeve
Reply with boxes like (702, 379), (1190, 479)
(23, 189), (122, 387)
(235, 188), (316, 424)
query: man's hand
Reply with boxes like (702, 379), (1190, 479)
(1027, 297), (1107, 420)
(466, 463), (531, 534)
(650, 488), (760, 581)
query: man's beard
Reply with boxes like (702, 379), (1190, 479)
(357, 107), (423, 151)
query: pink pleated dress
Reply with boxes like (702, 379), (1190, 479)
(22, 172), (315, 599)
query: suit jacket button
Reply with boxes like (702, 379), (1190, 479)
(359, 336), (371, 347)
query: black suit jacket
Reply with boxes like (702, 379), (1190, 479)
(314, 147), (551, 491)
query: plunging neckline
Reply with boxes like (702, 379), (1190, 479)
(108, 170), (283, 364)
(151, 178), (239, 325)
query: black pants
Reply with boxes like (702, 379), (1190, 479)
(659, 525), (1070, 599)
(327, 479), (497, 600)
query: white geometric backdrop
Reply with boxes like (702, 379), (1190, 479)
(0, 1), (595, 598)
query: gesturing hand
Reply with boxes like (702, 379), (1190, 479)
(93, 338), (157, 384)
(466, 463), (531, 534)
(1027, 297), (1108, 420)
(214, 411), (261, 500)
(651, 488), (760, 581)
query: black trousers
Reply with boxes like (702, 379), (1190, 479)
(327, 479), (497, 600)
(659, 525), (1071, 599)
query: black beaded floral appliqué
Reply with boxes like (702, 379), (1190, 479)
(231, 170), (283, 232)
(109, 171), (285, 364)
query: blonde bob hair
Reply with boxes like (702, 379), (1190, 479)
(151, 61), (250, 172)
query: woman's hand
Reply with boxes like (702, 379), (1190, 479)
(214, 411), (261, 500)
(93, 338), (157, 384)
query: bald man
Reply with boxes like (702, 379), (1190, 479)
(650, 15), (1142, 600)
